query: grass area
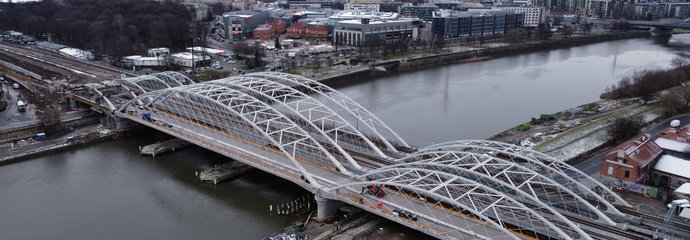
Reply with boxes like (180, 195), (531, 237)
(534, 103), (659, 152)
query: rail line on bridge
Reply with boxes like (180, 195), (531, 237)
(66, 71), (685, 240)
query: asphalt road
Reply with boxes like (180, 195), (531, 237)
(0, 81), (34, 128)
(574, 113), (690, 175)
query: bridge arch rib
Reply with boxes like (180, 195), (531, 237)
(208, 76), (395, 171)
(424, 140), (631, 211)
(119, 82), (375, 187)
(245, 72), (410, 151)
(328, 167), (578, 240)
(395, 149), (616, 226)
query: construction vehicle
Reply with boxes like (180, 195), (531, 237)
(362, 184), (386, 198)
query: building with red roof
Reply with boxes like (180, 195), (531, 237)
(600, 134), (662, 183)
(268, 19), (288, 35)
(306, 25), (328, 40)
(253, 24), (276, 40)
(287, 22), (307, 38)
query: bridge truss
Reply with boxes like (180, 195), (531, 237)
(114, 72), (631, 240)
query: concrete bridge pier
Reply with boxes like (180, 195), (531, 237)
(315, 195), (345, 220)
(101, 115), (138, 130)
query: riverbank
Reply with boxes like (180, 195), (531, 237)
(317, 31), (650, 85)
(0, 124), (116, 166)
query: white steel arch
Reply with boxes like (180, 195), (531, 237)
(115, 75), (172, 96)
(329, 167), (576, 240)
(210, 76), (396, 171)
(121, 83), (368, 187)
(217, 76), (390, 159)
(156, 71), (194, 85)
(374, 161), (593, 240)
(396, 149), (616, 226)
(245, 72), (410, 150)
(202, 78), (359, 174)
(150, 72), (185, 87)
(425, 140), (631, 211)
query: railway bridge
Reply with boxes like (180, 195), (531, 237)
(70, 71), (669, 239)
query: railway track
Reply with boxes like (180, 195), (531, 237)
(566, 216), (649, 240)
(0, 42), (136, 80)
(618, 206), (690, 238)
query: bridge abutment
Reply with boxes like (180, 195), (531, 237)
(315, 195), (345, 220)
(101, 115), (138, 130)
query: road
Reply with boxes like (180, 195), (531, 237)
(574, 114), (690, 175)
(0, 81), (34, 126)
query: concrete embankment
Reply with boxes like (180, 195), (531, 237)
(318, 31), (650, 86)
(0, 130), (115, 166)
(0, 115), (100, 144)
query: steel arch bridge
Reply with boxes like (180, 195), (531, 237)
(116, 72), (630, 240)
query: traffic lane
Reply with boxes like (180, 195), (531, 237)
(575, 114), (690, 175)
(0, 83), (33, 125)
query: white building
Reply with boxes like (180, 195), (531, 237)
(344, 3), (380, 12)
(346, 0), (382, 4)
(121, 55), (168, 68)
(148, 48), (170, 58)
(333, 19), (418, 47)
(58, 48), (94, 61)
(171, 52), (211, 68)
(494, 6), (544, 27)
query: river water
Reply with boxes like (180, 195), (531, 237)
(1, 35), (689, 240)
(338, 34), (690, 146)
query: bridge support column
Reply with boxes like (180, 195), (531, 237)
(315, 195), (345, 220)
(101, 115), (138, 130)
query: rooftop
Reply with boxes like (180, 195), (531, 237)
(655, 138), (690, 153)
(654, 154), (690, 179)
(330, 10), (398, 20)
(337, 19), (417, 25)
(675, 183), (690, 195)
(36, 41), (67, 51)
(605, 134), (662, 168)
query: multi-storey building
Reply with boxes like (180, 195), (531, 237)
(600, 135), (662, 184)
(634, 3), (666, 20)
(431, 10), (524, 38)
(667, 3), (690, 19)
(401, 4), (440, 21)
(253, 24), (277, 40)
(278, 0), (344, 10)
(344, 3), (381, 12)
(327, 11), (399, 31)
(576, 0), (612, 18)
(347, 0), (382, 4)
(494, 5), (544, 27)
(223, 11), (270, 41)
(333, 18), (419, 46)
(380, 1), (404, 13)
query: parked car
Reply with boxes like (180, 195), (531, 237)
(392, 209), (418, 221)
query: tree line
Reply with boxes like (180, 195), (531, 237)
(601, 56), (690, 104)
(0, 0), (196, 60)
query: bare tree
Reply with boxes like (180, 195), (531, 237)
(671, 56), (689, 69)
(581, 22), (594, 35)
(561, 24), (574, 38)
(505, 28), (522, 44)
(607, 116), (643, 143)
(661, 86), (690, 114)
(536, 24), (552, 40)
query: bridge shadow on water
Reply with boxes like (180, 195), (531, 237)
(126, 127), (310, 216)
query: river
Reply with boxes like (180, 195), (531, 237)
(337, 34), (690, 146)
(0, 34), (689, 240)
